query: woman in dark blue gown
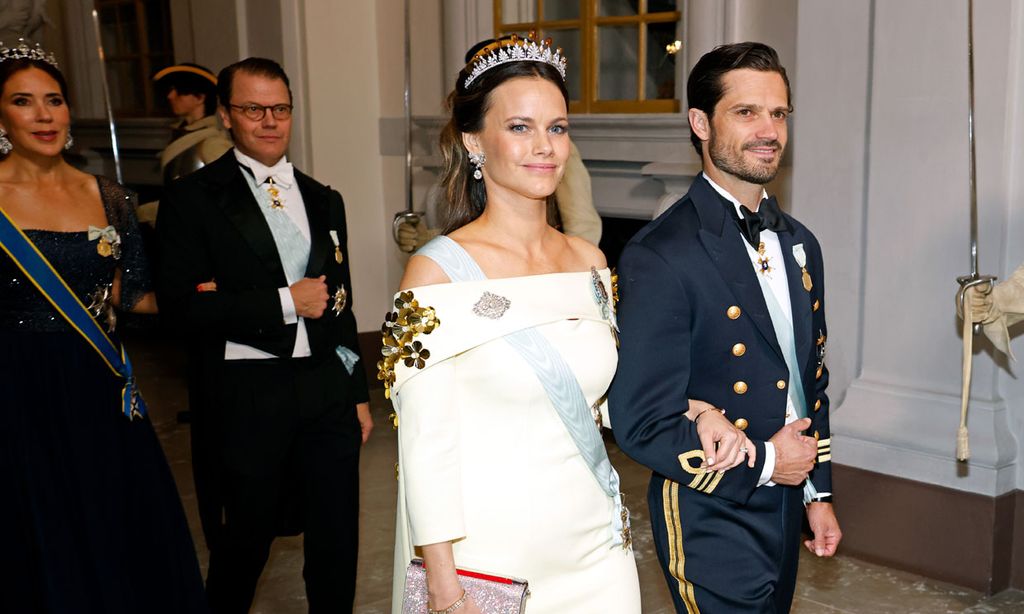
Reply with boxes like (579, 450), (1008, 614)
(0, 44), (208, 613)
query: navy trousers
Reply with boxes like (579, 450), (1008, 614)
(648, 474), (803, 613)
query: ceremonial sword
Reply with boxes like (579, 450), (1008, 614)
(90, 8), (124, 184)
(392, 0), (419, 244)
(954, 0), (996, 461)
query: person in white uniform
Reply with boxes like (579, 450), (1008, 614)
(382, 35), (641, 614)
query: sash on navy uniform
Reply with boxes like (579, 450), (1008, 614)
(0, 208), (146, 420)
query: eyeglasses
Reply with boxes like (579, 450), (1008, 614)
(229, 103), (293, 121)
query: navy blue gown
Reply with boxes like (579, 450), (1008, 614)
(0, 177), (208, 613)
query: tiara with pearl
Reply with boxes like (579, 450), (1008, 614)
(463, 33), (566, 89)
(0, 38), (59, 68)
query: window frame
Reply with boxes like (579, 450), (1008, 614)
(93, 0), (175, 117)
(493, 0), (682, 114)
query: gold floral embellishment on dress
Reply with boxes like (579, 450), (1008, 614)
(402, 341), (430, 369)
(610, 268), (620, 306)
(377, 290), (440, 398)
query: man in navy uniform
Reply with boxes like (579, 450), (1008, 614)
(609, 42), (841, 613)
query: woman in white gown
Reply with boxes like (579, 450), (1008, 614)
(383, 36), (641, 613)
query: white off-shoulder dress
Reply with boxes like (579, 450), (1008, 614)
(385, 237), (640, 613)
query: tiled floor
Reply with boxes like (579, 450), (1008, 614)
(129, 329), (1024, 613)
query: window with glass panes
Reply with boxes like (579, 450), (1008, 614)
(94, 0), (174, 116)
(494, 0), (681, 113)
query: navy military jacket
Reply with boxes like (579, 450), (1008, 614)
(609, 174), (831, 504)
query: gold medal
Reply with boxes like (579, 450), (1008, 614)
(97, 238), (112, 257)
(267, 178), (285, 210)
(332, 285), (348, 315)
(330, 230), (343, 263)
(801, 267), (813, 291)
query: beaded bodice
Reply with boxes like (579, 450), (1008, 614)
(0, 176), (151, 332)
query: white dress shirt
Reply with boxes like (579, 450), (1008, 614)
(224, 150), (312, 359)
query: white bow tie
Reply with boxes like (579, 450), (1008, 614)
(250, 160), (295, 188)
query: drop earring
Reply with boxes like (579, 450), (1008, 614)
(0, 129), (12, 155)
(64, 130), (74, 151)
(468, 151), (486, 180)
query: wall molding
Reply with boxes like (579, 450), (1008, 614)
(834, 463), (1024, 593)
(835, 376), (1018, 496)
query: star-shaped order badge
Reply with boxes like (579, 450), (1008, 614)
(792, 243), (812, 291)
(332, 285), (347, 315)
(757, 241), (773, 277)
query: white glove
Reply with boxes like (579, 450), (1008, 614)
(396, 217), (436, 253)
(963, 265), (1024, 356)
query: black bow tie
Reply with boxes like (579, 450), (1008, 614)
(731, 196), (788, 248)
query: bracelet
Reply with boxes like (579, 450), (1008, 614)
(693, 406), (725, 423)
(428, 589), (467, 614)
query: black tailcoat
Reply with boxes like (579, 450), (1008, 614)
(156, 150), (368, 611)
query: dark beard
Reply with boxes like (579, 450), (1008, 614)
(708, 133), (782, 185)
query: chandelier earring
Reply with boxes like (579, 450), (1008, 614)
(64, 130), (74, 151)
(0, 129), (12, 155)
(468, 151), (486, 180)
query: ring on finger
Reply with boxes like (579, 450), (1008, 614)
(739, 446), (749, 454)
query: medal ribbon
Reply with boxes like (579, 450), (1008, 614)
(87, 224), (118, 243)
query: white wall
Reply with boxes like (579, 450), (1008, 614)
(1002, 1), (1024, 493)
(174, 0), (241, 72)
(300, 0), (446, 330)
(303, 1), (398, 330)
(793, 0), (1023, 496)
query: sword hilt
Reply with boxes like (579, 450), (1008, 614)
(392, 211), (423, 245)
(956, 274), (997, 335)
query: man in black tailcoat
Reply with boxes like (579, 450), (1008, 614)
(609, 42), (842, 613)
(157, 57), (373, 613)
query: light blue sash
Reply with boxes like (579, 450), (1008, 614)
(754, 272), (819, 501)
(240, 169), (310, 282)
(0, 208), (145, 420)
(416, 236), (628, 547)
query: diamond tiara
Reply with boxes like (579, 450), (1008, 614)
(463, 34), (566, 89)
(0, 38), (59, 68)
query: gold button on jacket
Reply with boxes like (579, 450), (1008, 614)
(733, 418), (749, 430)
(727, 306), (741, 320)
(732, 343), (746, 356)
(776, 379), (786, 390)
(733, 381), (748, 394)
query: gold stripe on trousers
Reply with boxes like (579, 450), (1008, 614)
(662, 480), (700, 613)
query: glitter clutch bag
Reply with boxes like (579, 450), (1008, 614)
(401, 558), (529, 613)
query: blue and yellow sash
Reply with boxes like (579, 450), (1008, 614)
(0, 207), (146, 420)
